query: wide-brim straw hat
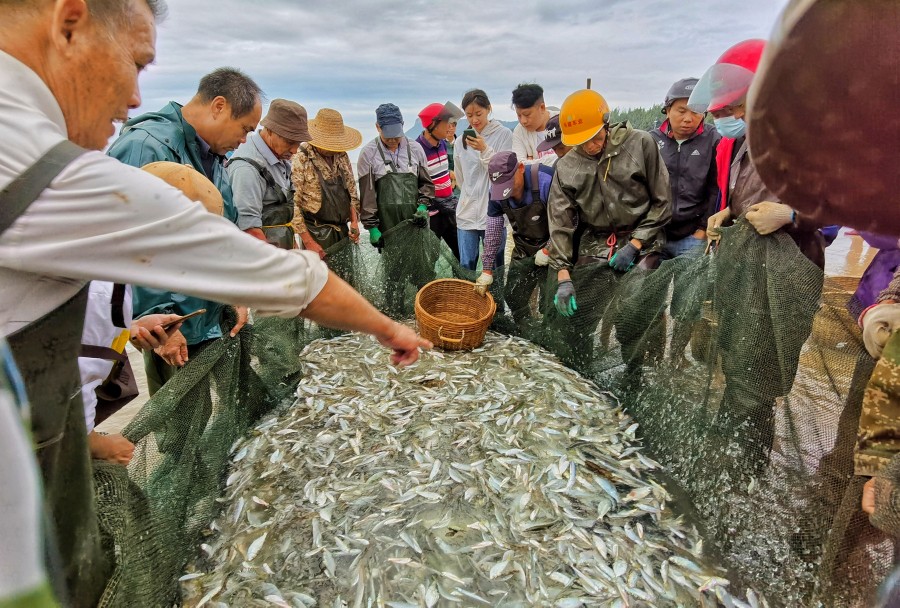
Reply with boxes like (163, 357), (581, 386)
(307, 108), (362, 152)
(749, 0), (900, 235)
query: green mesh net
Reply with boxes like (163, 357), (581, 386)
(90, 219), (895, 607)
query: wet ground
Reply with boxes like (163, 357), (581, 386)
(826, 229), (877, 278)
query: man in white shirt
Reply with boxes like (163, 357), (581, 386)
(511, 83), (559, 167)
(0, 1), (429, 604)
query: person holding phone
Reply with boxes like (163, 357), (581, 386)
(453, 89), (513, 271)
(79, 282), (186, 466)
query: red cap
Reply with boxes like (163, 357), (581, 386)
(418, 103), (444, 129)
(418, 101), (464, 129)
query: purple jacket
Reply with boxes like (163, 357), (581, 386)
(849, 232), (900, 319)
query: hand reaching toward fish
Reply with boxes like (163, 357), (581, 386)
(377, 321), (432, 366)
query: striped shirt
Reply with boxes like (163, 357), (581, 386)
(416, 133), (452, 199)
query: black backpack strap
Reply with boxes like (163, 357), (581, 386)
(78, 344), (127, 363)
(0, 140), (88, 236)
(110, 283), (127, 329)
(529, 163), (541, 198)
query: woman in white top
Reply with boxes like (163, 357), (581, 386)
(452, 89), (513, 271)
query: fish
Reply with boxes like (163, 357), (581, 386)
(181, 332), (747, 607)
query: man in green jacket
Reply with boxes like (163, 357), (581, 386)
(547, 88), (671, 373)
(107, 67), (263, 394)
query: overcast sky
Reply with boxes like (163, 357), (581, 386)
(133, 0), (789, 150)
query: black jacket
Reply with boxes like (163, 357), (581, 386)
(649, 121), (720, 240)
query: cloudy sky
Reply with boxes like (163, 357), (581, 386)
(134, 0), (789, 151)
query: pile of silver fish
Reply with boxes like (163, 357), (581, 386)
(182, 332), (759, 608)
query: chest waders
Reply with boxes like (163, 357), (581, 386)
(374, 141), (418, 235)
(1, 140), (111, 607)
(305, 161), (352, 251)
(230, 157), (295, 249)
(502, 163), (549, 258)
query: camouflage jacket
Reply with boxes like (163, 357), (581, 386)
(856, 329), (900, 476)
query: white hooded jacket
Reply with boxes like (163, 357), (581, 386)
(452, 120), (513, 231)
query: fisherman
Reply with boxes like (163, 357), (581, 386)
(511, 83), (559, 166)
(689, 39), (825, 472)
(416, 101), (465, 259)
(358, 103), (435, 314)
(227, 98), (311, 249)
(358, 103), (434, 249)
(80, 280), (178, 465)
(0, 1), (428, 603)
(291, 108), (362, 258)
(475, 151), (555, 329)
(649, 77), (720, 367)
(547, 88), (672, 372)
(107, 67), (260, 395)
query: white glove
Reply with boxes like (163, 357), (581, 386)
(707, 207), (733, 242)
(862, 303), (900, 359)
(474, 272), (493, 296)
(534, 248), (551, 267)
(746, 201), (795, 236)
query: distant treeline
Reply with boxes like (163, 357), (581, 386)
(610, 105), (665, 131)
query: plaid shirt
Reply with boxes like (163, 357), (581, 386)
(290, 142), (359, 234)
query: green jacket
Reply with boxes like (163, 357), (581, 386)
(107, 102), (235, 345)
(548, 121), (671, 270)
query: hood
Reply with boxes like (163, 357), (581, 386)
(479, 119), (505, 138)
(120, 101), (189, 141)
(574, 121), (633, 160)
(605, 121), (632, 148)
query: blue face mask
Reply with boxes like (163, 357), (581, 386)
(714, 115), (747, 138)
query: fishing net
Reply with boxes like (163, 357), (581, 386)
(89, 218), (896, 607)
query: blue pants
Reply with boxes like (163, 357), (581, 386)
(660, 233), (706, 260)
(660, 234), (706, 321)
(458, 228), (506, 271)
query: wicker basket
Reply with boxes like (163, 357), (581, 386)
(415, 279), (496, 351)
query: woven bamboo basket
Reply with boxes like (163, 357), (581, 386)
(415, 279), (496, 351)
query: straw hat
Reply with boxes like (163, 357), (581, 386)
(307, 108), (362, 152)
(142, 161), (224, 216)
(749, 0), (900, 234)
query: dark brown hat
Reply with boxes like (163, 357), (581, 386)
(260, 99), (312, 143)
(749, 0), (900, 234)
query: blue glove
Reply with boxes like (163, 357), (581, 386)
(411, 204), (429, 227)
(609, 242), (639, 272)
(554, 280), (577, 317)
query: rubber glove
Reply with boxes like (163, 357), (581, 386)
(609, 242), (639, 272)
(474, 272), (493, 296)
(707, 207), (733, 242)
(554, 280), (577, 317)
(746, 201), (795, 235)
(534, 248), (551, 267)
(412, 204), (429, 227)
(369, 226), (384, 251)
(861, 302), (900, 358)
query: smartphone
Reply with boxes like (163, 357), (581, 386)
(462, 127), (477, 149)
(161, 308), (207, 331)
